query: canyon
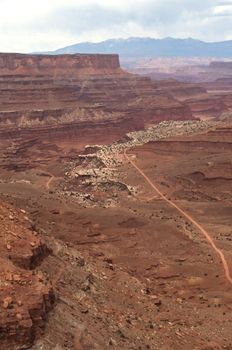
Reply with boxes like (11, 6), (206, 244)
(0, 53), (232, 350)
(127, 58), (232, 121)
(0, 53), (193, 143)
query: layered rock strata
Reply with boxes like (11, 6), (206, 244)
(0, 53), (193, 141)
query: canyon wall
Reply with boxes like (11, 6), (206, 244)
(0, 53), (194, 141)
(0, 53), (121, 75)
(209, 61), (232, 70)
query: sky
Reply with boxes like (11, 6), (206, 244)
(0, 0), (232, 53)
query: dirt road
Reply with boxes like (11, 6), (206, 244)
(45, 173), (62, 190)
(124, 150), (232, 286)
(46, 175), (54, 190)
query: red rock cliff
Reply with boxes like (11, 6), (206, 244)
(0, 53), (121, 75)
(0, 52), (195, 140)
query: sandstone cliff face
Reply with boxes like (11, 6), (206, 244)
(0, 53), (121, 75)
(0, 53), (193, 141)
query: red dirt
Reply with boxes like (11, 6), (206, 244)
(0, 122), (230, 349)
(124, 150), (232, 286)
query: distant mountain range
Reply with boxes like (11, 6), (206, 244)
(43, 37), (232, 58)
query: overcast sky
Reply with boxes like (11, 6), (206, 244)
(0, 0), (232, 52)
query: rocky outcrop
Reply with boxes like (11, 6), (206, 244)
(61, 120), (213, 208)
(0, 202), (55, 349)
(0, 266), (54, 350)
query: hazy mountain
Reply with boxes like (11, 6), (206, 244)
(44, 37), (232, 58)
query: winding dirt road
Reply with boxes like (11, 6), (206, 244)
(46, 175), (55, 190)
(45, 172), (63, 190)
(124, 150), (232, 286)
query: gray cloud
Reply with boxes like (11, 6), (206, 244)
(31, 0), (216, 32)
(0, 0), (231, 52)
(39, 0), (230, 40)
